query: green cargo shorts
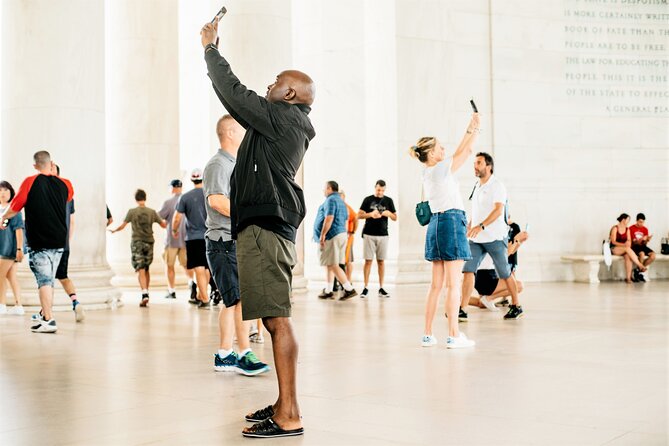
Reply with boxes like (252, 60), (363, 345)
(131, 240), (154, 271)
(236, 225), (297, 320)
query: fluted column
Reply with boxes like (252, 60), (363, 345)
(1, 0), (119, 308)
(105, 0), (182, 288)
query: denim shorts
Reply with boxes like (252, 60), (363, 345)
(425, 210), (472, 262)
(206, 237), (240, 308)
(27, 248), (64, 288)
(463, 239), (512, 279)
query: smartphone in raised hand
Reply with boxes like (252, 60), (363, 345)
(211, 6), (227, 23)
(470, 98), (478, 113)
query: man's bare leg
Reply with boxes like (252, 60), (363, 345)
(39, 285), (55, 321)
(363, 260), (372, 288)
(377, 260), (385, 288)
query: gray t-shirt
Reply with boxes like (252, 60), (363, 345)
(176, 188), (207, 241)
(158, 194), (186, 248)
(203, 149), (235, 242)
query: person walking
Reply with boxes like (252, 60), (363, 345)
(0, 181), (25, 315)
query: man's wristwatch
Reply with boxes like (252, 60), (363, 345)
(204, 43), (218, 53)
(479, 223), (485, 230)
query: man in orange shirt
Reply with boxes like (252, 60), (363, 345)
(341, 191), (358, 282)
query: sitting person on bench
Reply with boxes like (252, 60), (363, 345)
(629, 213), (655, 282)
(610, 213), (647, 283)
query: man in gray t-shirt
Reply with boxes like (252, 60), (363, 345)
(205, 114), (268, 375)
(174, 169), (211, 307)
(158, 180), (189, 299)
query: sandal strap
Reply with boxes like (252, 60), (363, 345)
(249, 405), (274, 420)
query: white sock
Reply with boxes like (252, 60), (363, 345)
(141, 289), (148, 295)
(218, 348), (233, 358)
(188, 279), (194, 286)
(239, 348), (252, 357)
(325, 284), (333, 293)
(168, 287), (175, 294)
(342, 281), (353, 292)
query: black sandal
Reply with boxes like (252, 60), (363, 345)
(242, 417), (304, 438)
(245, 405), (274, 422)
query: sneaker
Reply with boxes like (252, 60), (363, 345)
(318, 289), (334, 299)
(214, 351), (239, 372)
(197, 300), (211, 309)
(31, 311), (43, 322)
(211, 289), (222, 305)
(236, 351), (270, 376)
(504, 305), (524, 320)
(638, 270), (647, 282)
(139, 295), (149, 307)
(421, 335), (437, 347)
(8, 305), (25, 315)
(479, 296), (499, 312)
(73, 300), (86, 322)
(360, 288), (369, 298)
(31, 319), (57, 333)
(251, 334), (265, 344)
(164, 291), (177, 299)
(249, 325), (259, 338)
(189, 281), (197, 302)
(340, 289), (358, 300)
(458, 308), (468, 322)
(446, 332), (475, 349)
(0, 304), (6, 315)
(378, 288), (390, 298)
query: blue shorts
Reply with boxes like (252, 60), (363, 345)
(206, 237), (240, 308)
(463, 239), (512, 279)
(425, 210), (472, 262)
(27, 248), (64, 288)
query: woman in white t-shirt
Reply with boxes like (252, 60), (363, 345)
(410, 113), (479, 349)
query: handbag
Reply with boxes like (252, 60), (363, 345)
(415, 185), (432, 226)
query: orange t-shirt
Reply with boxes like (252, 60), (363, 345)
(346, 203), (356, 234)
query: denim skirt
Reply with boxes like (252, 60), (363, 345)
(424, 209), (472, 262)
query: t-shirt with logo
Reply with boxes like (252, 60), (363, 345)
(176, 188), (207, 241)
(629, 224), (648, 245)
(124, 206), (163, 243)
(359, 195), (396, 237)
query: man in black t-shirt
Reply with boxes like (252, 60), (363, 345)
(357, 180), (397, 298)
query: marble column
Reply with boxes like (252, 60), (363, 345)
(1, 0), (119, 309)
(105, 0), (182, 289)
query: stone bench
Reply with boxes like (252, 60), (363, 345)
(561, 254), (669, 283)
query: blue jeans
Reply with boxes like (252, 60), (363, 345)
(462, 239), (512, 279)
(206, 237), (240, 308)
(424, 210), (471, 261)
(27, 248), (64, 288)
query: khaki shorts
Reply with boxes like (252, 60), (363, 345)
(363, 235), (389, 260)
(319, 232), (347, 266)
(163, 247), (187, 267)
(237, 225), (296, 320)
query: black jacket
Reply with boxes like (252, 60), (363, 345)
(205, 50), (315, 238)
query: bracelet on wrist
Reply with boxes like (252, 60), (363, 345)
(204, 43), (218, 53)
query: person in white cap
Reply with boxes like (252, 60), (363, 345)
(173, 168), (212, 308)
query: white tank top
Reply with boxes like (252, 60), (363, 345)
(423, 158), (464, 213)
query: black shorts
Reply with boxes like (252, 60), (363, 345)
(206, 237), (240, 308)
(632, 244), (654, 256)
(474, 269), (498, 296)
(186, 239), (208, 269)
(55, 250), (70, 280)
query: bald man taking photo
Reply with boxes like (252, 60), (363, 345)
(202, 18), (315, 439)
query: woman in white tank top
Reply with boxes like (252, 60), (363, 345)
(409, 113), (479, 349)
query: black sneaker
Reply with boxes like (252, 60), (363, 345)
(504, 305), (524, 319)
(340, 289), (358, 300)
(458, 308), (468, 322)
(360, 288), (369, 298)
(164, 291), (177, 299)
(139, 294), (149, 307)
(318, 289), (334, 299)
(197, 300), (211, 309)
(638, 272), (646, 283)
(211, 289), (222, 305)
(189, 282), (197, 302)
(378, 288), (390, 298)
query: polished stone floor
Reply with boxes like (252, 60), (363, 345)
(0, 281), (666, 445)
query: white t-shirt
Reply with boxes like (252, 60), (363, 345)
(470, 175), (508, 243)
(423, 158), (464, 213)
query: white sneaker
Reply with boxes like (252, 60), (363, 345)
(74, 303), (86, 322)
(0, 304), (7, 315)
(251, 334), (265, 344)
(421, 335), (437, 347)
(8, 305), (24, 315)
(446, 332), (475, 349)
(31, 319), (57, 333)
(480, 296), (499, 312)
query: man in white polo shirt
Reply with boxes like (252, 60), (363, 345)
(460, 152), (523, 320)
